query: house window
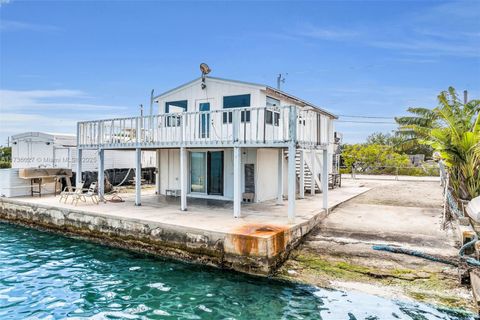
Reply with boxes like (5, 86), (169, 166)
(223, 94), (251, 124)
(266, 96), (280, 107)
(265, 110), (280, 126)
(165, 100), (187, 127)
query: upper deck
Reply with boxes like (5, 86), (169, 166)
(77, 105), (331, 150)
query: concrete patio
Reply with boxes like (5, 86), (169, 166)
(0, 180), (369, 275)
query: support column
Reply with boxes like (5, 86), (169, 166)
(155, 149), (161, 194)
(288, 144), (296, 223)
(299, 149), (305, 199)
(76, 148), (82, 186)
(310, 149), (316, 195)
(287, 105), (297, 224)
(180, 147), (187, 211)
(322, 150), (329, 210)
(233, 147), (241, 218)
(276, 148), (284, 205)
(135, 148), (141, 206)
(97, 148), (104, 202)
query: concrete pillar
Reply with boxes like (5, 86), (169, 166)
(322, 150), (329, 210)
(276, 148), (284, 205)
(135, 148), (141, 206)
(180, 147), (187, 211)
(97, 149), (104, 201)
(76, 148), (82, 186)
(310, 149), (316, 195)
(288, 144), (296, 223)
(299, 149), (305, 199)
(155, 149), (161, 194)
(233, 147), (241, 218)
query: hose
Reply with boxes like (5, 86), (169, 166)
(372, 245), (458, 266)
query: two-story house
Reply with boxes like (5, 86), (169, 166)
(76, 75), (337, 222)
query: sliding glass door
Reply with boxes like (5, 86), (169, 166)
(190, 152), (206, 193)
(190, 151), (223, 196)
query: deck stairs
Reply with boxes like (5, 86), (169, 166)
(284, 149), (322, 193)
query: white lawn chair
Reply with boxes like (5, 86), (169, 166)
(59, 182), (84, 204)
(72, 182), (99, 206)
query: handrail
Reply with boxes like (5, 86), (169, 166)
(77, 105), (329, 148)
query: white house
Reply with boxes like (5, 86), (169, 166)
(76, 76), (338, 221)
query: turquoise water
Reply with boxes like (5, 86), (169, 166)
(0, 222), (473, 320)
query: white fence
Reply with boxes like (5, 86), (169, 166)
(78, 106), (329, 149)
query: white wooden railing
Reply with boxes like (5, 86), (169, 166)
(77, 106), (329, 149)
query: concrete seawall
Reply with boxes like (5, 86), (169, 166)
(0, 197), (326, 275)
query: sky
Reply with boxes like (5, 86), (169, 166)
(0, 0), (479, 145)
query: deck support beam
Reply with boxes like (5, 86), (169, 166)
(135, 148), (141, 206)
(322, 150), (329, 210)
(97, 149), (104, 202)
(310, 149), (316, 195)
(76, 148), (82, 186)
(180, 147), (187, 211)
(276, 148), (284, 205)
(287, 105), (297, 224)
(299, 149), (305, 199)
(287, 144), (296, 223)
(233, 146), (241, 218)
(155, 149), (161, 194)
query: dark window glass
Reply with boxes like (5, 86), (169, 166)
(223, 94), (251, 108)
(241, 110), (250, 122)
(274, 112), (280, 126)
(165, 100), (187, 127)
(265, 110), (273, 125)
(165, 100), (188, 113)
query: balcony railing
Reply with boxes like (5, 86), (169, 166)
(77, 106), (329, 149)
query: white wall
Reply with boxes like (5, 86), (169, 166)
(256, 148), (280, 202)
(157, 147), (257, 200)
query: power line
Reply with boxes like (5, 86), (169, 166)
(337, 120), (397, 124)
(338, 114), (396, 119)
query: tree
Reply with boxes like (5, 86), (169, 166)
(421, 88), (480, 200)
(395, 108), (437, 157)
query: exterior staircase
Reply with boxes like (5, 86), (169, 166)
(285, 149), (322, 193)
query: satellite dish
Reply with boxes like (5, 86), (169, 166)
(200, 63), (211, 75)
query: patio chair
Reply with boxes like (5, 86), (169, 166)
(72, 182), (99, 206)
(59, 182), (84, 204)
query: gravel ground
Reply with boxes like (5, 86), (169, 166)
(277, 179), (473, 311)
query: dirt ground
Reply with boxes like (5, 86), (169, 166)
(277, 179), (474, 311)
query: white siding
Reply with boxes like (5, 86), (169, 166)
(256, 148), (280, 202)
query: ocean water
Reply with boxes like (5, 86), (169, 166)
(0, 222), (473, 320)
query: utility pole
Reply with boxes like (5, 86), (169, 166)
(277, 73), (286, 90)
(464, 90), (468, 104)
(140, 104), (144, 117)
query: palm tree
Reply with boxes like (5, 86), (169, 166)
(394, 108), (438, 155)
(423, 88), (480, 200)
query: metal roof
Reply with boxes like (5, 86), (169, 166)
(153, 76), (337, 119)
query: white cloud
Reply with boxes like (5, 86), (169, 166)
(0, 89), (130, 145)
(291, 1), (480, 58)
(0, 19), (60, 32)
(0, 89), (126, 111)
